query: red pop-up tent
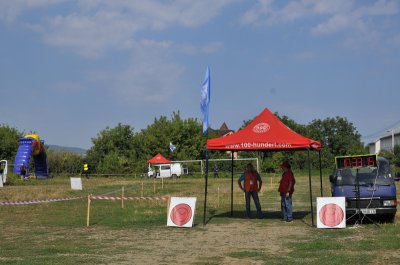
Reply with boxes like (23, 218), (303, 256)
(207, 108), (321, 151)
(147, 153), (171, 164)
(204, 108), (322, 226)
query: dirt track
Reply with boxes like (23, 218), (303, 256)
(87, 220), (308, 265)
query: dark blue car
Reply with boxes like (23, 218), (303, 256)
(330, 155), (397, 221)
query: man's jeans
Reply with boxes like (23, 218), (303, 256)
(280, 193), (293, 221)
(245, 191), (263, 218)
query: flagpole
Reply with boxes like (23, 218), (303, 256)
(203, 139), (209, 225)
(201, 66), (210, 226)
(231, 150), (234, 216)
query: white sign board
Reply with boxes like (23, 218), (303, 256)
(317, 197), (346, 229)
(70, 177), (82, 190)
(167, 197), (197, 228)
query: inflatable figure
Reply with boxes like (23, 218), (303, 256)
(13, 134), (48, 179)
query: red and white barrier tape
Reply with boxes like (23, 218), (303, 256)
(0, 197), (82, 206)
(90, 196), (168, 201)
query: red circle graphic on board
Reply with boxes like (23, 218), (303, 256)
(170, 203), (193, 226)
(319, 203), (344, 227)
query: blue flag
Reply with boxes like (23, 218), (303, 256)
(200, 66), (210, 135)
(169, 142), (176, 152)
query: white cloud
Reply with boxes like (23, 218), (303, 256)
(241, 0), (317, 25)
(0, 0), (66, 24)
(310, 0), (354, 15)
(311, 13), (355, 35)
(311, 0), (399, 36)
(0, 1), (230, 105)
(36, 6), (226, 59)
(110, 59), (185, 103)
(180, 41), (224, 55)
(242, 0), (398, 33)
(41, 11), (141, 58)
(1, 0), (233, 57)
(271, 0), (310, 23)
(241, 0), (274, 25)
(201, 41), (224, 53)
(359, 0), (398, 16)
(241, 0), (356, 26)
(242, 0), (399, 50)
(87, 40), (185, 103)
(101, 1), (234, 29)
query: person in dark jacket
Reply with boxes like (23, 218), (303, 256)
(20, 164), (27, 181)
(278, 161), (296, 222)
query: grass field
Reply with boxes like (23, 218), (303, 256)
(0, 173), (399, 264)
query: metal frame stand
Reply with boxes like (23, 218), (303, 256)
(353, 170), (379, 228)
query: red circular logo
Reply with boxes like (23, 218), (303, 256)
(252, 123), (270, 134)
(170, 203), (193, 226)
(319, 203), (344, 227)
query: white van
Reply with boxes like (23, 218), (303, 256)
(0, 160), (7, 186)
(148, 163), (183, 178)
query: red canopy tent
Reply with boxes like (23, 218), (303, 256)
(204, 108), (322, 226)
(207, 108), (321, 151)
(147, 153), (171, 164)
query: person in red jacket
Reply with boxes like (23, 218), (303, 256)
(278, 161), (295, 222)
(238, 163), (264, 218)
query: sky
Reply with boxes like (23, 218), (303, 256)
(1, 0), (400, 149)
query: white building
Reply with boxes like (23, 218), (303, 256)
(368, 128), (400, 154)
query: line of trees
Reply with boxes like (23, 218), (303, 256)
(85, 112), (206, 174)
(2, 112), (397, 176)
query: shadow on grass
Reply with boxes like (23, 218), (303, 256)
(205, 210), (312, 226)
(345, 214), (395, 227)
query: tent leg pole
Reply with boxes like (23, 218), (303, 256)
(203, 150), (209, 225)
(308, 149), (314, 227)
(319, 150), (323, 197)
(231, 151), (234, 217)
(256, 154), (259, 173)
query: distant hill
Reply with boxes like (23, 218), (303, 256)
(47, 145), (87, 156)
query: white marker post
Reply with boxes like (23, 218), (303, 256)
(121, 186), (124, 209)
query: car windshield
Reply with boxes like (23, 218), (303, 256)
(332, 159), (393, 186)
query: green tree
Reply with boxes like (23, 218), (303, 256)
(277, 113), (307, 136)
(307, 117), (364, 156)
(86, 112), (206, 174)
(46, 149), (84, 175)
(86, 123), (136, 174)
(135, 112), (205, 172)
(138, 115), (172, 160)
(96, 151), (131, 174)
(393, 145), (400, 167)
(379, 149), (393, 161)
(0, 124), (23, 161)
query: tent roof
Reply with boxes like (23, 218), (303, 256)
(206, 108), (321, 151)
(146, 153), (171, 164)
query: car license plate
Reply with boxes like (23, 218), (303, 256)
(360, 208), (376, 214)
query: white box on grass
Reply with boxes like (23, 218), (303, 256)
(70, 177), (82, 190)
